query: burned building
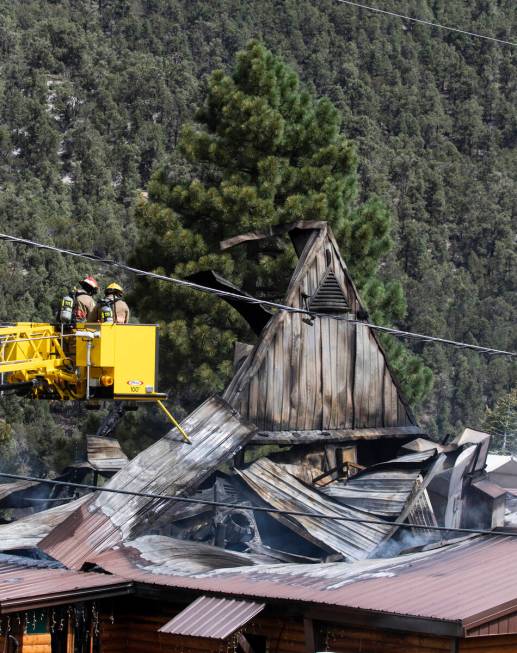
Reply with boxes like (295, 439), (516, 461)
(0, 222), (515, 652)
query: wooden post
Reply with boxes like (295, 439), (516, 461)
(304, 618), (316, 653)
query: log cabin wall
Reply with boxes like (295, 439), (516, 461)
(224, 225), (414, 431)
(97, 600), (517, 653)
(100, 612), (128, 653)
(21, 633), (51, 653)
(99, 600), (306, 653)
(320, 624), (452, 653)
(460, 635), (517, 651)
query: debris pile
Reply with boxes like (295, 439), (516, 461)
(0, 222), (514, 573)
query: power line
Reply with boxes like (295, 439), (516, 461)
(0, 471), (514, 539)
(331, 0), (517, 47)
(0, 232), (515, 358)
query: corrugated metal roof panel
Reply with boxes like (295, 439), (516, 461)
(237, 459), (393, 560)
(0, 495), (90, 551)
(158, 595), (264, 639)
(321, 469), (421, 517)
(0, 558), (131, 612)
(401, 438), (445, 454)
(42, 396), (257, 568)
(92, 535), (517, 631)
(119, 535), (275, 574)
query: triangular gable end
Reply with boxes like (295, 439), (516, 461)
(224, 223), (417, 436)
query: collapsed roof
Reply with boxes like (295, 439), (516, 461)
(0, 221), (514, 639)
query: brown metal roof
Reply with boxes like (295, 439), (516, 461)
(0, 555), (131, 613)
(92, 536), (517, 636)
(158, 595), (264, 639)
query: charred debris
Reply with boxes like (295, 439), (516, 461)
(0, 221), (513, 569)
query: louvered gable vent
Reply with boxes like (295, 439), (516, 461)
(308, 269), (349, 313)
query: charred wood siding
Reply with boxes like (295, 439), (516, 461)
(225, 227), (413, 431)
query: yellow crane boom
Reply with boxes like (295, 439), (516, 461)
(0, 322), (189, 442)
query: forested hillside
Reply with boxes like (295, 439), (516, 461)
(0, 0), (515, 473)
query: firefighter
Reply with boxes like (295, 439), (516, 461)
(100, 282), (129, 324)
(72, 275), (99, 322)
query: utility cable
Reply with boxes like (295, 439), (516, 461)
(331, 0), (517, 47)
(0, 471), (515, 539)
(0, 232), (515, 358)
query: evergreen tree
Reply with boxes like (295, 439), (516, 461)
(133, 41), (432, 410)
(484, 388), (517, 455)
(0, 0), (514, 472)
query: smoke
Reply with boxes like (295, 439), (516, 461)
(375, 528), (442, 558)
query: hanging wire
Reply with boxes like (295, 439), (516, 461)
(0, 233), (515, 358)
(0, 470), (516, 539)
(331, 0), (517, 46)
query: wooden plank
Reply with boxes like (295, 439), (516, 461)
(335, 320), (345, 429)
(269, 325), (282, 429)
(330, 316), (340, 429)
(304, 618), (316, 653)
(366, 331), (377, 426)
(297, 317), (309, 430)
(224, 310), (286, 405)
(239, 381), (250, 421)
(313, 315), (323, 430)
(280, 316), (292, 430)
(247, 372), (259, 424)
(284, 227), (327, 306)
(255, 349), (267, 430)
(296, 270), (311, 430)
(343, 321), (354, 428)
(305, 314), (317, 429)
(304, 258), (319, 429)
(374, 340), (384, 427)
(383, 365), (395, 426)
(251, 426), (424, 444)
(289, 313), (303, 429)
(321, 317), (332, 429)
(354, 324), (367, 427)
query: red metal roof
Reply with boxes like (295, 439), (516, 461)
(158, 595), (264, 639)
(0, 556), (131, 613)
(93, 536), (517, 635)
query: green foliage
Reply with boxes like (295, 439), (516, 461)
(133, 41), (431, 408)
(0, 0), (513, 473)
(484, 388), (517, 455)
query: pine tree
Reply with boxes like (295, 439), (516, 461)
(484, 389), (517, 455)
(132, 41), (432, 409)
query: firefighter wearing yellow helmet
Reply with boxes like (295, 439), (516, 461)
(99, 282), (130, 324)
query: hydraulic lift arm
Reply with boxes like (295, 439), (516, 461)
(0, 322), (189, 442)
